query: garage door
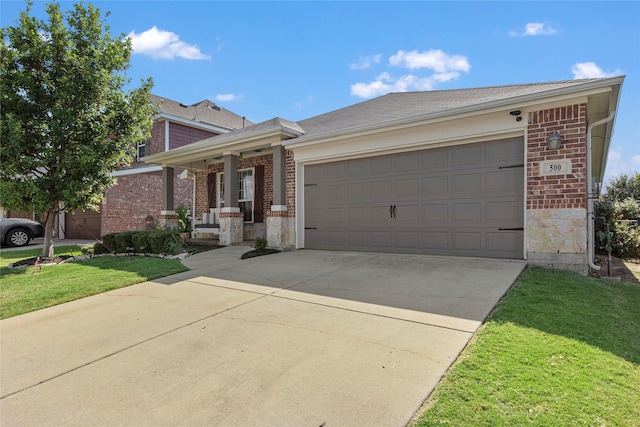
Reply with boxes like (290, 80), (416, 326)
(65, 210), (102, 239)
(304, 137), (524, 259)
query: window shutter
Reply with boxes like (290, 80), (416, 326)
(254, 165), (264, 223)
(207, 173), (216, 208)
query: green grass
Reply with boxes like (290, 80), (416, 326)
(413, 266), (640, 427)
(0, 247), (188, 319)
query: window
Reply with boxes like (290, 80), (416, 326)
(136, 142), (146, 161)
(218, 168), (254, 222)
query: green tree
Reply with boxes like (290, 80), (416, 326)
(1, 1), (154, 257)
(595, 172), (640, 258)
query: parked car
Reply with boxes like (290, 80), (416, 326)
(0, 218), (44, 247)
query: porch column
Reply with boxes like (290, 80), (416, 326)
(272, 144), (286, 207)
(219, 153), (243, 245)
(158, 166), (178, 229)
(267, 144), (294, 250)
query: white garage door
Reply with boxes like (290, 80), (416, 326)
(304, 137), (524, 259)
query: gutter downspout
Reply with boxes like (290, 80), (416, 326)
(586, 111), (616, 271)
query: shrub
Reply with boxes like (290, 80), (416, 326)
(131, 232), (149, 253)
(81, 245), (94, 257)
(163, 232), (185, 255)
(176, 205), (192, 233)
(147, 230), (176, 254)
(94, 233), (117, 254)
(113, 231), (136, 253)
(596, 172), (640, 258)
(254, 237), (268, 251)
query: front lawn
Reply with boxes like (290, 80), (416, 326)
(0, 247), (188, 319)
(413, 266), (640, 426)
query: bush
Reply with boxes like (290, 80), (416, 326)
(612, 221), (640, 258)
(176, 204), (192, 233)
(92, 230), (185, 255)
(94, 233), (117, 254)
(131, 232), (149, 253)
(254, 237), (268, 251)
(163, 232), (185, 255)
(596, 172), (640, 258)
(113, 231), (136, 253)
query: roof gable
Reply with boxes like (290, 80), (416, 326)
(150, 94), (252, 131)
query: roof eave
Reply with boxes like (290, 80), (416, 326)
(284, 76), (625, 148)
(144, 125), (304, 169)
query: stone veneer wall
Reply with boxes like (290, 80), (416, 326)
(526, 103), (589, 274)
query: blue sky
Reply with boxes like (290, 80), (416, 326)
(2, 1), (639, 184)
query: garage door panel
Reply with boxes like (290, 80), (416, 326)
(486, 231), (521, 253)
(370, 180), (392, 199)
(451, 144), (482, 166)
(485, 137), (521, 163)
(393, 152), (419, 171)
(370, 205), (393, 223)
(422, 232), (449, 250)
(347, 182), (367, 199)
(486, 169), (521, 192)
(395, 204), (419, 222)
(395, 178), (419, 198)
(326, 184), (346, 202)
(395, 232), (420, 249)
(422, 204), (449, 222)
(327, 208), (345, 223)
(451, 173), (482, 194)
(347, 206), (368, 223)
(304, 138), (524, 259)
(452, 232), (482, 251)
(452, 203), (482, 222)
(422, 176), (448, 195)
(486, 201), (519, 222)
(421, 148), (448, 169)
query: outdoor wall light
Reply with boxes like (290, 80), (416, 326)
(547, 131), (562, 150)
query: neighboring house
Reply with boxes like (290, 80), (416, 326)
(61, 95), (251, 239)
(144, 77), (624, 274)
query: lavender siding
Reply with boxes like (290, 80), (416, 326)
(169, 123), (220, 150)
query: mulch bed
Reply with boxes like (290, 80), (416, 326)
(240, 248), (281, 260)
(9, 255), (75, 268)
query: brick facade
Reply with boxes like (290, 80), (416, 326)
(194, 149), (296, 221)
(101, 170), (192, 235)
(526, 104), (588, 210)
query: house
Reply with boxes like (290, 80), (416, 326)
(60, 95), (251, 239)
(144, 77), (624, 274)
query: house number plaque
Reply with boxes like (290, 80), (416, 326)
(540, 159), (571, 176)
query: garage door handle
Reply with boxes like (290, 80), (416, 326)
(393, 205), (396, 218)
(389, 205), (396, 218)
(498, 227), (524, 231)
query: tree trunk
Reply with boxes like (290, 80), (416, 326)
(42, 210), (56, 258)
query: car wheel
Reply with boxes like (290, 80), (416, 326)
(7, 228), (30, 247)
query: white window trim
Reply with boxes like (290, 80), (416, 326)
(217, 167), (255, 223)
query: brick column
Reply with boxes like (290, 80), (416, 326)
(526, 104), (588, 273)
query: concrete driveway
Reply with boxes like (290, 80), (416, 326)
(1, 247), (525, 426)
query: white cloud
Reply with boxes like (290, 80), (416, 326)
(350, 54), (382, 70)
(215, 93), (242, 102)
(510, 22), (557, 37)
(351, 71), (455, 98)
(351, 49), (470, 98)
(389, 49), (470, 73)
(128, 26), (211, 60)
(571, 62), (622, 79)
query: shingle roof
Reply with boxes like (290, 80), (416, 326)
(150, 94), (252, 130)
(297, 79), (605, 135)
